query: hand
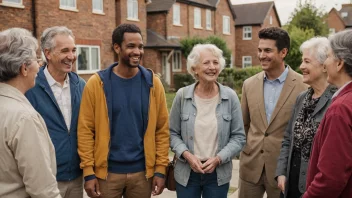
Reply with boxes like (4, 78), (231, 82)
(84, 178), (101, 197)
(151, 176), (165, 196)
(202, 156), (221, 174)
(183, 151), (205, 174)
(277, 175), (286, 193)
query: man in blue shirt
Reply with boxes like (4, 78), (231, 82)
(238, 27), (307, 198)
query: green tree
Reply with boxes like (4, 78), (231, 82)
(284, 25), (315, 71)
(180, 36), (232, 67)
(287, 0), (329, 36)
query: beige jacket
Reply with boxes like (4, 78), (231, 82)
(0, 83), (61, 198)
(239, 68), (307, 187)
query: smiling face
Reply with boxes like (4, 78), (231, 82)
(299, 50), (326, 86)
(257, 39), (287, 72)
(193, 49), (220, 84)
(114, 32), (144, 68)
(45, 34), (76, 75)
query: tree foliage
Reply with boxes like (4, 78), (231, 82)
(180, 36), (232, 67)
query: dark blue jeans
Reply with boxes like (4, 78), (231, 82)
(176, 170), (229, 198)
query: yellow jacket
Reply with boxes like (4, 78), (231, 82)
(78, 65), (169, 179)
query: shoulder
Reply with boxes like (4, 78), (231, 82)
(243, 71), (264, 86)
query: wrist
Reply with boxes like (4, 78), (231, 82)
(216, 156), (221, 165)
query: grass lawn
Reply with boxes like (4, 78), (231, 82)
(166, 92), (176, 112)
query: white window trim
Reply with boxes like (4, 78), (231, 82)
(270, 16), (273, 25)
(172, 51), (182, 72)
(60, 0), (78, 12)
(127, 0), (138, 20)
(173, 4), (181, 25)
(222, 15), (230, 34)
(92, 0), (104, 14)
(242, 56), (252, 68)
(1, 0), (24, 8)
(194, 8), (202, 29)
(76, 45), (101, 74)
(329, 28), (336, 35)
(243, 26), (252, 40)
(206, 9), (212, 30)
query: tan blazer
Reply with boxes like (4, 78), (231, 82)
(239, 67), (307, 187)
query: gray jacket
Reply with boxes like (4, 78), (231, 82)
(169, 83), (246, 186)
(275, 85), (336, 197)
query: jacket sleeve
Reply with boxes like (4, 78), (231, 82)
(169, 88), (189, 163)
(275, 93), (302, 179)
(153, 77), (170, 175)
(77, 76), (98, 177)
(8, 115), (61, 198)
(241, 80), (250, 137)
(303, 113), (352, 198)
(217, 88), (246, 164)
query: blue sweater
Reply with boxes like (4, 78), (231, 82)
(25, 66), (86, 181)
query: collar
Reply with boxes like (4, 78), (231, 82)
(264, 66), (289, 83)
(184, 82), (229, 100)
(44, 66), (69, 87)
(332, 80), (352, 99)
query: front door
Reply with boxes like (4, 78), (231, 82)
(162, 52), (171, 85)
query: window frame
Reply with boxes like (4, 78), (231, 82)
(243, 26), (252, 40)
(329, 28), (336, 35)
(92, 0), (104, 14)
(172, 51), (182, 72)
(194, 8), (202, 28)
(242, 56), (252, 68)
(222, 15), (230, 34)
(270, 16), (273, 25)
(76, 45), (101, 74)
(60, 0), (77, 11)
(206, 9), (212, 30)
(2, 0), (22, 5)
(173, 4), (181, 25)
(127, 0), (138, 20)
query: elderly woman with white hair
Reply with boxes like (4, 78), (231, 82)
(275, 37), (336, 198)
(303, 30), (352, 198)
(0, 28), (61, 198)
(169, 43), (245, 198)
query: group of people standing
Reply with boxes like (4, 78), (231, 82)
(0, 22), (351, 198)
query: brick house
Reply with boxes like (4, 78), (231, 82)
(145, 0), (236, 86)
(327, 4), (352, 35)
(232, 1), (280, 68)
(0, 0), (149, 81)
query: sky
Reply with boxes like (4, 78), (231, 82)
(230, 0), (352, 25)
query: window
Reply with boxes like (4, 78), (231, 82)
(127, 0), (138, 20)
(60, 0), (76, 9)
(3, 0), (22, 5)
(92, 0), (103, 13)
(194, 8), (201, 28)
(206, 9), (211, 30)
(173, 51), (182, 72)
(329, 28), (336, 35)
(243, 26), (252, 40)
(173, 4), (181, 25)
(270, 16), (273, 25)
(242, 56), (252, 68)
(222, 16), (230, 34)
(341, 12), (348, 18)
(76, 45), (100, 73)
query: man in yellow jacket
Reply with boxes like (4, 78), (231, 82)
(78, 23), (170, 198)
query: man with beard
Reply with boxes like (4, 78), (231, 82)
(78, 23), (169, 198)
(238, 27), (307, 198)
(26, 26), (86, 198)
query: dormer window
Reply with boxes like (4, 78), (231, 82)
(341, 12), (348, 18)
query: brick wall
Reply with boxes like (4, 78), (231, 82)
(0, 0), (33, 32)
(327, 9), (345, 33)
(147, 12), (167, 37)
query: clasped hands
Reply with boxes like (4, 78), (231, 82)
(182, 151), (221, 174)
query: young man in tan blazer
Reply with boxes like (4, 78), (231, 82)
(238, 27), (307, 198)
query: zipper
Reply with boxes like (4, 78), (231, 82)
(103, 81), (111, 180)
(145, 87), (152, 180)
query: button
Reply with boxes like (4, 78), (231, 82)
(260, 150), (264, 153)
(302, 172), (305, 175)
(190, 136), (193, 140)
(193, 113), (196, 116)
(265, 133), (268, 137)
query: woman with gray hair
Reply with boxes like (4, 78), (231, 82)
(275, 37), (336, 198)
(169, 44), (245, 198)
(303, 30), (352, 198)
(0, 28), (61, 198)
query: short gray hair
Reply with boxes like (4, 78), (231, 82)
(0, 28), (38, 82)
(329, 29), (352, 77)
(187, 44), (226, 79)
(300, 37), (330, 65)
(40, 26), (74, 62)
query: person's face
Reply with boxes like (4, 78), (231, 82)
(299, 50), (326, 86)
(45, 34), (76, 74)
(193, 50), (220, 84)
(114, 32), (144, 68)
(257, 39), (287, 72)
(324, 48), (340, 85)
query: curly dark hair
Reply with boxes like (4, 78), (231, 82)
(259, 27), (290, 55)
(112, 23), (142, 47)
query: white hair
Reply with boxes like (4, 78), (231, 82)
(300, 37), (330, 65)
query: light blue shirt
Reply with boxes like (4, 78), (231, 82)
(263, 66), (289, 123)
